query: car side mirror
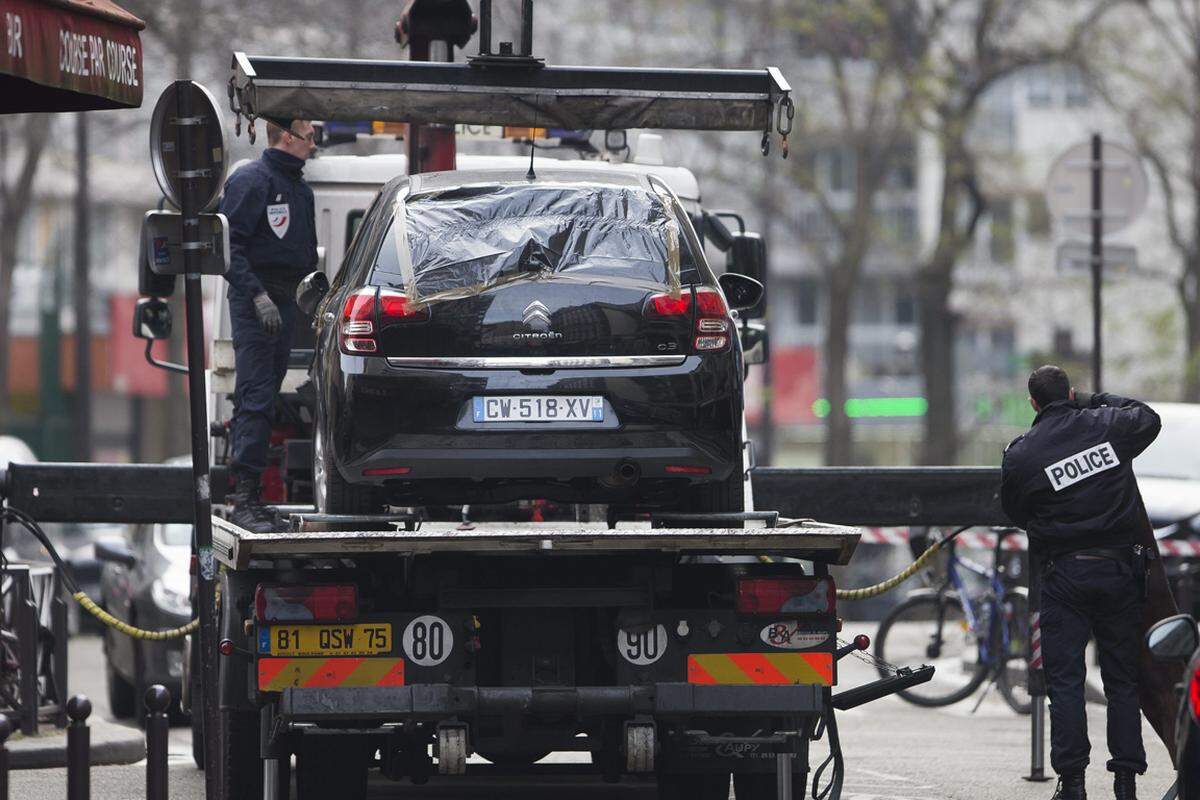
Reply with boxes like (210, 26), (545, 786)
(296, 271), (330, 317)
(740, 320), (769, 365)
(94, 539), (136, 568)
(718, 272), (765, 314)
(1146, 614), (1198, 661)
(726, 232), (766, 318)
(132, 297), (173, 340)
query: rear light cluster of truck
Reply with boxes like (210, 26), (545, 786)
(253, 584), (358, 622)
(340, 287), (430, 354)
(645, 287), (731, 352)
(736, 577), (836, 615)
(1190, 663), (1200, 723)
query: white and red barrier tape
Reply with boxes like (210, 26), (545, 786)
(858, 527), (1200, 556)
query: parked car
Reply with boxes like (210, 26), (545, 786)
(1145, 614), (1200, 798)
(302, 166), (763, 514)
(96, 520), (191, 720)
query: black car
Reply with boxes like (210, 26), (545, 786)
(1146, 614), (1200, 798)
(301, 167), (763, 514)
(96, 521), (192, 720)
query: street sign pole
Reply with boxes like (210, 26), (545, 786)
(1091, 133), (1103, 392)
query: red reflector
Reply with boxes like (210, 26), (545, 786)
(1190, 664), (1200, 723)
(378, 289), (430, 322)
(254, 584), (358, 623)
(665, 465), (712, 475)
(647, 292), (692, 316)
(362, 467), (411, 476)
(218, 639), (234, 657)
(736, 578), (836, 615)
(694, 288), (728, 315)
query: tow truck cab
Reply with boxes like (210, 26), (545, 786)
(206, 142), (770, 506)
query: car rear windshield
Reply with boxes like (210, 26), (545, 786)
(370, 183), (692, 304)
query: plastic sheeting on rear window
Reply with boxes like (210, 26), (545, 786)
(371, 182), (684, 306)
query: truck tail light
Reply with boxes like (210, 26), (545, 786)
(340, 288), (429, 354)
(693, 288), (729, 351)
(254, 584), (358, 622)
(736, 578), (836, 615)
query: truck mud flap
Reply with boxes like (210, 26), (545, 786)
(830, 665), (935, 711)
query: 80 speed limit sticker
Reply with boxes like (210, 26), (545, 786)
(617, 625), (667, 665)
(402, 615), (453, 667)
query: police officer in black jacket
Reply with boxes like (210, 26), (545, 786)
(218, 118), (317, 532)
(1002, 365), (1161, 800)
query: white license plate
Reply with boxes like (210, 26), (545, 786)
(473, 395), (604, 423)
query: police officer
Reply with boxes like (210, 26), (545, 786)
(218, 118), (318, 532)
(1001, 365), (1160, 800)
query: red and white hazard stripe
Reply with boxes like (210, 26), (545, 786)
(1029, 611), (1043, 670)
(1155, 538), (1200, 557)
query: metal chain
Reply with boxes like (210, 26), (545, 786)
(837, 637), (905, 676)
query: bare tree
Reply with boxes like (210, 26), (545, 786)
(906, 0), (1118, 464)
(0, 114), (52, 429)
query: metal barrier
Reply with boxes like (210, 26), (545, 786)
(0, 563), (69, 735)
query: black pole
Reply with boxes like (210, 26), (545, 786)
(173, 80), (221, 800)
(145, 686), (170, 800)
(1091, 133), (1103, 391)
(73, 112), (91, 461)
(66, 695), (91, 800)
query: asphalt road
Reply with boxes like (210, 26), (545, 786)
(10, 632), (1177, 800)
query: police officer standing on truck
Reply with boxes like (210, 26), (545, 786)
(1001, 365), (1160, 800)
(218, 118), (318, 532)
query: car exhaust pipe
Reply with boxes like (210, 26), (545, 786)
(614, 460), (641, 486)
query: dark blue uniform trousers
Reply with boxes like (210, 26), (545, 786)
(1041, 555), (1146, 775)
(229, 291), (298, 479)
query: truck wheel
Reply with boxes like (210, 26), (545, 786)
(297, 737), (369, 800)
(105, 660), (136, 719)
(313, 424), (378, 515)
(733, 771), (806, 799)
(219, 709), (263, 800)
(658, 771), (731, 800)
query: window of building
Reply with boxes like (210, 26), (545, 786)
(1027, 67), (1053, 108)
(989, 199), (1015, 265)
(1064, 66), (1090, 108)
(895, 288), (916, 325)
(797, 277), (819, 325)
(1025, 193), (1050, 238)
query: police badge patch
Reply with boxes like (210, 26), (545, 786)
(267, 203), (290, 239)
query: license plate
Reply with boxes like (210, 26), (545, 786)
(258, 624), (392, 657)
(472, 395), (604, 423)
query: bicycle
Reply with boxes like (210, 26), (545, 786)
(873, 526), (1032, 714)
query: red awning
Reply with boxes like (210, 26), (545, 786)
(1, 0), (145, 113)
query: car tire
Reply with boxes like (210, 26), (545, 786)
(105, 660), (136, 719)
(191, 702), (204, 770)
(313, 423), (378, 515)
(219, 709), (263, 800)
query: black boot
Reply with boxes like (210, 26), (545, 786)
(1113, 770), (1136, 800)
(229, 475), (279, 533)
(1050, 772), (1086, 800)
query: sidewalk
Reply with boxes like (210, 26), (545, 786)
(8, 717), (146, 770)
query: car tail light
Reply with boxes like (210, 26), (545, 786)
(1190, 663), (1200, 723)
(362, 466), (411, 476)
(340, 288), (429, 355)
(736, 578), (836, 615)
(254, 584), (358, 622)
(693, 288), (729, 351)
(665, 464), (711, 475)
(646, 292), (692, 317)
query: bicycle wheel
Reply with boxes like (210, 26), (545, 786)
(996, 590), (1033, 715)
(875, 592), (988, 707)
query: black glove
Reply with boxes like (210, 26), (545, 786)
(253, 292), (282, 335)
(1073, 390), (1094, 408)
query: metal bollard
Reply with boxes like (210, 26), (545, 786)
(0, 715), (10, 800)
(66, 694), (92, 800)
(145, 685), (171, 800)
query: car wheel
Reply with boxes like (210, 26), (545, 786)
(105, 659), (136, 719)
(219, 709), (263, 800)
(313, 422), (378, 515)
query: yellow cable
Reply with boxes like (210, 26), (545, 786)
(757, 539), (945, 600)
(73, 591), (199, 641)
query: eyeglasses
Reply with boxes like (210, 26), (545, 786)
(288, 129), (316, 143)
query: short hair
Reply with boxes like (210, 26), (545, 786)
(266, 121), (286, 146)
(1028, 365), (1071, 408)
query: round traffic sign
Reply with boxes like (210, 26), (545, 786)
(149, 81), (228, 212)
(1045, 140), (1148, 238)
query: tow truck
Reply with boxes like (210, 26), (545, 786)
(153, 3), (935, 798)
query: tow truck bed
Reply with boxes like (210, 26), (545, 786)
(210, 516), (861, 568)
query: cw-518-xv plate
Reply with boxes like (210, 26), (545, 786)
(258, 623), (392, 657)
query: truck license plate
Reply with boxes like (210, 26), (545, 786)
(473, 395), (604, 423)
(258, 624), (392, 657)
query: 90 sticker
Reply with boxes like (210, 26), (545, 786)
(402, 615), (453, 667)
(618, 625), (667, 665)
